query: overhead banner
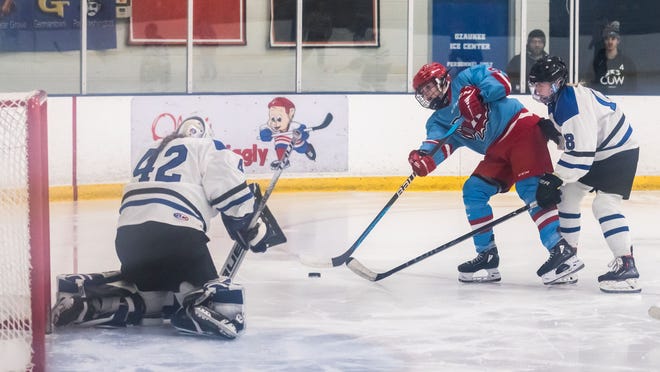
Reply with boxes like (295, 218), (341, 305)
(129, 0), (245, 45)
(130, 95), (348, 174)
(432, 0), (508, 75)
(270, 0), (379, 47)
(0, 0), (116, 52)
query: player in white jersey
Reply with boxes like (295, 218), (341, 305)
(51, 117), (280, 338)
(529, 56), (641, 293)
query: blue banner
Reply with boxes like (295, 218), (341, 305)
(0, 0), (116, 52)
(432, 0), (508, 76)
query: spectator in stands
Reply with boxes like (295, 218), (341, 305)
(591, 21), (637, 94)
(506, 29), (549, 93)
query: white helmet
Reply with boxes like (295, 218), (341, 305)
(177, 116), (212, 139)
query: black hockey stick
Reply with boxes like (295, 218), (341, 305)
(220, 113), (333, 279)
(317, 120), (462, 268)
(346, 201), (537, 281)
(220, 139), (296, 279)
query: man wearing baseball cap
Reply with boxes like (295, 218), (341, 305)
(591, 21), (637, 93)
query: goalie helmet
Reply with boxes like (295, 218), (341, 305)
(177, 116), (212, 139)
(528, 56), (568, 104)
(412, 62), (452, 110)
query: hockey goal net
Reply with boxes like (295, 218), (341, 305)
(0, 91), (50, 372)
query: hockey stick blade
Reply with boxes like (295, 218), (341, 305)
(329, 173), (415, 267)
(346, 202), (535, 282)
(298, 255), (335, 268)
(345, 257), (378, 281)
(329, 121), (462, 267)
(311, 112), (333, 131)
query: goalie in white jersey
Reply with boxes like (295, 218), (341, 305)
(51, 116), (281, 339)
(529, 56), (641, 293)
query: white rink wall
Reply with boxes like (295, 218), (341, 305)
(46, 94), (660, 187)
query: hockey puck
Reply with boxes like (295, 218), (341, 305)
(308, 272), (321, 278)
(649, 305), (660, 320)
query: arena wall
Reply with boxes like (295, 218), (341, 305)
(45, 94), (660, 200)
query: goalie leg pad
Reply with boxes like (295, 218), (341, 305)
(55, 271), (124, 299)
(52, 271), (147, 327)
(172, 305), (244, 339)
(171, 278), (246, 339)
(52, 293), (145, 327)
(52, 295), (87, 327)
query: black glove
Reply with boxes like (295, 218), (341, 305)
(222, 213), (269, 253)
(536, 173), (563, 208)
(238, 219), (269, 253)
(537, 118), (561, 144)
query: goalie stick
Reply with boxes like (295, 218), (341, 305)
(346, 202), (537, 282)
(220, 113), (333, 279)
(319, 120), (462, 268)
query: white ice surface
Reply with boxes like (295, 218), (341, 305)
(45, 191), (660, 371)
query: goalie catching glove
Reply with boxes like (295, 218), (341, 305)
(408, 150), (436, 176)
(222, 214), (270, 253)
(221, 183), (287, 253)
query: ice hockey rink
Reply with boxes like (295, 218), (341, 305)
(46, 190), (660, 371)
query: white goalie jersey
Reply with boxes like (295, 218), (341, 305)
(118, 137), (255, 232)
(549, 85), (639, 184)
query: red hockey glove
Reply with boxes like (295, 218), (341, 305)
(536, 173), (563, 209)
(408, 150), (436, 177)
(458, 85), (486, 121)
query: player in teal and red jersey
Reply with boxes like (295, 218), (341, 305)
(409, 62), (584, 285)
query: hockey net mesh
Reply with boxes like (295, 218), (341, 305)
(0, 91), (47, 371)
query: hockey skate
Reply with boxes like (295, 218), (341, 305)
(537, 239), (584, 285)
(270, 158), (290, 170)
(550, 249), (579, 285)
(458, 247), (501, 283)
(304, 143), (317, 161)
(52, 295), (87, 327)
(598, 255), (641, 293)
(549, 273), (578, 285)
(171, 305), (245, 339)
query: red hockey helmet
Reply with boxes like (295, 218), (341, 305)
(413, 62), (452, 110)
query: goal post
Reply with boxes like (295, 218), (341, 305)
(0, 91), (50, 372)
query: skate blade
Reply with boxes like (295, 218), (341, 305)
(549, 274), (578, 285)
(542, 256), (585, 285)
(599, 278), (642, 293)
(458, 269), (501, 283)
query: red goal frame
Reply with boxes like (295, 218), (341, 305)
(0, 91), (50, 372)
